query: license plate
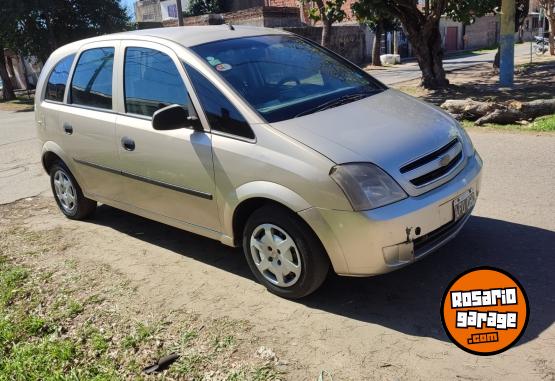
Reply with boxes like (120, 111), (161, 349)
(453, 189), (476, 221)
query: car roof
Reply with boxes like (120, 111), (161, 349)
(75, 25), (288, 48)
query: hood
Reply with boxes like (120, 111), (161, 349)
(272, 89), (468, 196)
(269, 89), (467, 196)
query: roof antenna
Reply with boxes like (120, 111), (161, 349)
(228, 22), (235, 31)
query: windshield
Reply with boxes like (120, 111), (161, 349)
(191, 35), (385, 123)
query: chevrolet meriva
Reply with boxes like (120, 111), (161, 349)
(35, 26), (482, 298)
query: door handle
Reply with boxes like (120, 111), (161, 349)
(63, 123), (73, 135)
(121, 136), (135, 151)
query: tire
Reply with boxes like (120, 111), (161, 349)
(242, 205), (329, 299)
(534, 45), (546, 56)
(50, 160), (96, 220)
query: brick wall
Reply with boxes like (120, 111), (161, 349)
(226, 0), (265, 12)
(284, 25), (366, 63)
(268, 0), (297, 7)
(464, 15), (500, 50)
(162, 6), (367, 63)
(163, 6), (302, 27)
(225, 6), (302, 27)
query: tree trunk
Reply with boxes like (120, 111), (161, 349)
(0, 46), (16, 101)
(549, 17), (555, 56)
(405, 20), (449, 89)
(321, 19), (332, 48)
(441, 99), (555, 125)
(372, 22), (383, 66)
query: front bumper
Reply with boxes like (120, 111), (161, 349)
(299, 152), (483, 276)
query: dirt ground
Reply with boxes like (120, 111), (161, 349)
(393, 60), (555, 106)
(1, 128), (555, 380)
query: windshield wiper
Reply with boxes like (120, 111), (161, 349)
(294, 92), (377, 118)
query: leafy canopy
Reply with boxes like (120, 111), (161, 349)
(184, 0), (224, 17)
(351, 0), (398, 31)
(0, 0), (130, 62)
(300, 0), (347, 24)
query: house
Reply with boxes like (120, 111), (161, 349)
(2, 49), (42, 90)
(135, 0), (189, 22)
(524, 0), (552, 41)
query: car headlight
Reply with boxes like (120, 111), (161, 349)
(330, 163), (408, 211)
(458, 125), (475, 157)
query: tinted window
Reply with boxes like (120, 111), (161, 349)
(191, 35), (384, 123)
(71, 48), (114, 109)
(45, 55), (75, 102)
(185, 64), (254, 140)
(125, 47), (189, 117)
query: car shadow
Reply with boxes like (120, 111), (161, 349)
(90, 205), (554, 346)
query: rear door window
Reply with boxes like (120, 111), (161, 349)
(70, 47), (114, 110)
(45, 54), (75, 102)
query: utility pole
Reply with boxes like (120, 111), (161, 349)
(176, 0), (184, 26)
(499, 0), (515, 87)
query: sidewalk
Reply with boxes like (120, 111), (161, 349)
(368, 43), (536, 85)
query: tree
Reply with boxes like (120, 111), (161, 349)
(0, 0), (128, 100)
(491, 0), (529, 68)
(0, 46), (17, 101)
(184, 0), (223, 17)
(538, 0), (555, 55)
(0, 14), (17, 100)
(351, 2), (398, 66)
(352, 0), (501, 89)
(300, 0), (347, 48)
(1, 0), (130, 64)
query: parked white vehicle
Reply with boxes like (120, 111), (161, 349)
(35, 26), (482, 298)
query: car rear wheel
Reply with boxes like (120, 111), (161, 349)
(242, 205), (329, 299)
(50, 161), (96, 220)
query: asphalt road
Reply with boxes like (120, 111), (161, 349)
(372, 43), (534, 85)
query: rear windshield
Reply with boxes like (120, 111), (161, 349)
(191, 35), (385, 123)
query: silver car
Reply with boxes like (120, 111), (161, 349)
(35, 26), (482, 298)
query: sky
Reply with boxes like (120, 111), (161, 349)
(120, 0), (136, 20)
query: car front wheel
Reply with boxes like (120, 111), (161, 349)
(243, 205), (329, 299)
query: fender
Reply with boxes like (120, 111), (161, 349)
(220, 181), (312, 240)
(219, 181), (350, 274)
(41, 141), (86, 186)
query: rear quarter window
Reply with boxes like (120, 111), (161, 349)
(45, 54), (75, 102)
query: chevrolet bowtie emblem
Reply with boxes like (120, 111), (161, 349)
(440, 154), (451, 166)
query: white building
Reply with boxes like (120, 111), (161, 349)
(135, 0), (189, 22)
(160, 0), (189, 21)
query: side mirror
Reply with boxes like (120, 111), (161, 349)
(152, 104), (203, 131)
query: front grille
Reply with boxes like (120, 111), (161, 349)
(400, 138), (464, 188)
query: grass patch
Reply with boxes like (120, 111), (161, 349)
(461, 114), (555, 132)
(0, 204), (282, 379)
(0, 95), (34, 112)
(533, 114), (555, 131)
(213, 334), (236, 351)
(122, 322), (157, 350)
(0, 229), (121, 379)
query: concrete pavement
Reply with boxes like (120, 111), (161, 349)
(0, 110), (49, 204)
(372, 43), (534, 85)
